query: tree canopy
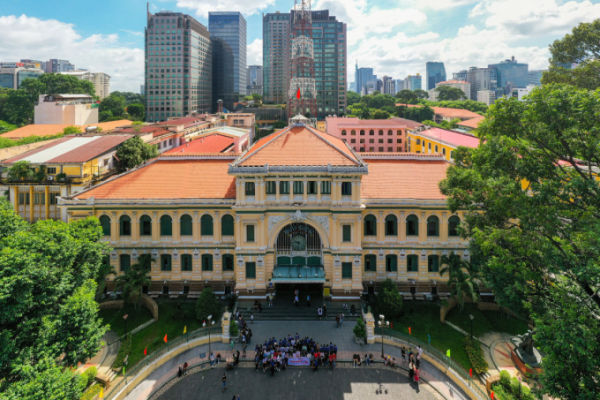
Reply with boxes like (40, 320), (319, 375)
(542, 19), (600, 90)
(435, 86), (467, 101)
(440, 84), (600, 399)
(115, 136), (159, 171)
(0, 199), (110, 398)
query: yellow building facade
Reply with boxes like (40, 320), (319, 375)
(62, 124), (469, 300)
(407, 127), (480, 162)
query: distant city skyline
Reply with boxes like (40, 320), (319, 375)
(0, 0), (599, 92)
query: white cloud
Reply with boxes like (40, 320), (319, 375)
(470, 0), (600, 36)
(175, 0), (275, 18)
(404, 0), (478, 10)
(247, 38), (262, 66)
(0, 15), (143, 93)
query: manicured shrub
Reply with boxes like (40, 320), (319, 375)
(80, 366), (97, 387)
(464, 336), (488, 375)
(354, 318), (367, 341)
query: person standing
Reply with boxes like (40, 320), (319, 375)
(221, 373), (227, 392)
(414, 368), (420, 392)
(323, 304), (327, 318)
(306, 294), (311, 307)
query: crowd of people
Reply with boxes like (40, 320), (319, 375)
(253, 334), (339, 376)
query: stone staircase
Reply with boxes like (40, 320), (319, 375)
(237, 301), (362, 321)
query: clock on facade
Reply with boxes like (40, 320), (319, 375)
(291, 235), (306, 251)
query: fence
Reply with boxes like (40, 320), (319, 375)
(375, 327), (488, 399)
(105, 325), (221, 400)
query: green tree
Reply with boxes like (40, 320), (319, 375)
(439, 252), (478, 311)
(195, 287), (223, 322)
(114, 256), (151, 309)
(99, 93), (127, 122)
(20, 74), (95, 101)
(414, 89), (429, 99)
(126, 103), (145, 121)
(110, 91), (144, 105)
(0, 90), (34, 125)
(395, 105), (434, 122)
(346, 90), (361, 106)
(371, 109), (390, 119)
(375, 279), (403, 320)
(542, 19), (600, 90)
(7, 160), (34, 181)
(439, 84), (600, 398)
(115, 136), (158, 171)
(435, 86), (467, 101)
(0, 204), (109, 393)
(395, 89), (418, 104)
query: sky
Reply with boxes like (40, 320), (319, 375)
(0, 0), (599, 93)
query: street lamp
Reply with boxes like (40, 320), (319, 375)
(469, 314), (474, 339)
(203, 314), (215, 356)
(378, 314), (389, 358)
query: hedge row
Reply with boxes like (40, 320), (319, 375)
(464, 336), (488, 375)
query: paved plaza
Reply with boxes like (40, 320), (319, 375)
(156, 366), (439, 400)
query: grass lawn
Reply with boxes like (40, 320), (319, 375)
(113, 299), (209, 371)
(446, 303), (530, 337)
(389, 301), (473, 371)
(99, 304), (152, 337)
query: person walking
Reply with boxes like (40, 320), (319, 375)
(323, 304), (327, 318)
(414, 368), (420, 392)
(221, 373), (227, 392)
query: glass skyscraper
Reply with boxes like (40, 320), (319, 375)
(263, 9), (346, 118)
(145, 11), (212, 122)
(355, 65), (376, 95)
(209, 12), (247, 111)
(426, 61), (446, 90)
(489, 57), (528, 95)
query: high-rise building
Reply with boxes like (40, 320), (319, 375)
(46, 59), (75, 73)
(528, 70), (544, 86)
(453, 70), (468, 82)
(489, 56), (528, 95)
(395, 79), (406, 92)
(382, 76), (395, 95)
(61, 71), (111, 99)
(426, 61), (446, 90)
(145, 10), (212, 122)
(263, 12), (291, 104)
(20, 59), (45, 70)
(477, 90), (496, 106)
(209, 12), (247, 110)
(0, 64), (44, 89)
(406, 74), (422, 91)
(247, 65), (263, 95)
(355, 64), (376, 95)
(265, 3), (346, 118)
(466, 67), (497, 101)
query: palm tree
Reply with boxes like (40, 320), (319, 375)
(115, 255), (151, 310)
(440, 252), (478, 311)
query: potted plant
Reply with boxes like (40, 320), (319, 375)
(353, 317), (367, 345)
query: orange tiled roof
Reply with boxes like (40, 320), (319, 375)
(457, 115), (485, 129)
(75, 159), (236, 200)
(0, 120), (132, 140)
(393, 104), (482, 121)
(238, 125), (361, 166)
(361, 159), (449, 200)
(165, 134), (235, 154)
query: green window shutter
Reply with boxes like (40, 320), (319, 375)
(246, 261), (256, 279)
(406, 215), (419, 236)
(386, 255), (397, 272)
(321, 181), (331, 194)
(120, 254), (131, 272)
(222, 254), (234, 271)
(279, 181), (289, 194)
(181, 254), (192, 271)
(161, 254), (172, 271)
(119, 216), (131, 236)
(140, 215), (152, 236)
(428, 255), (439, 272)
(202, 254), (213, 271)
(407, 255), (418, 272)
(246, 225), (255, 242)
(342, 224), (351, 242)
(221, 215), (234, 236)
(100, 215), (111, 236)
(293, 181), (304, 194)
(245, 182), (255, 196)
(341, 182), (352, 196)
(201, 214), (213, 236)
(160, 215), (172, 236)
(266, 181), (276, 194)
(180, 215), (192, 236)
(342, 262), (352, 279)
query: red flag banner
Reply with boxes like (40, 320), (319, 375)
(296, 87), (301, 99)
(144, 347), (147, 356)
(491, 391), (495, 400)
(163, 334), (168, 343)
(408, 326), (412, 335)
(469, 368), (473, 377)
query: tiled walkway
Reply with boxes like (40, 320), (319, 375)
(121, 321), (480, 400)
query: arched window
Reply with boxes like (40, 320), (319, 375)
(180, 214), (192, 236)
(369, 129), (374, 135)
(388, 130), (393, 135)
(160, 215), (172, 236)
(181, 254), (192, 271)
(406, 214), (418, 236)
(378, 129), (383, 135)
(360, 129), (365, 136)
(385, 214), (397, 236)
(99, 215), (111, 236)
(119, 215), (131, 236)
(351, 129), (356, 135)
(120, 254), (131, 272)
(364, 254), (376, 271)
(364, 214), (377, 236)
(201, 214), (213, 236)
(385, 254), (398, 272)
(202, 254), (213, 271)
(427, 216), (439, 237)
(221, 214), (234, 236)
(140, 215), (152, 236)
(428, 255), (440, 272)
(160, 254), (171, 271)
(341, 129), (347, 136)
(448, 215), (460, 237)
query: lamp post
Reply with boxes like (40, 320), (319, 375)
(203, 314), (214, 356)
(123, 313), (129, 344)
(469, 314), (474, 339)
(378, 314), (389, 358)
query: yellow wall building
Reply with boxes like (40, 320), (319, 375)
(407, 126), (480, 162)
(61, 124), (469, 300)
